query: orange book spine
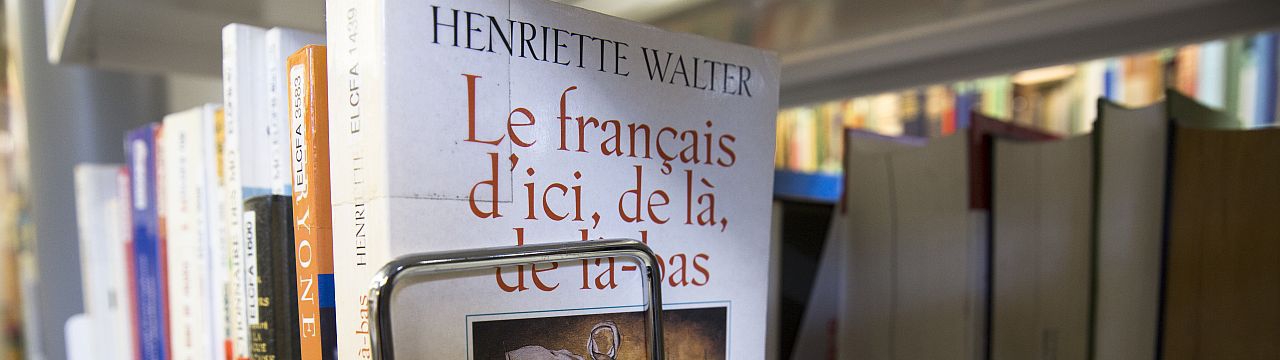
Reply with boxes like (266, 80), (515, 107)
(287, 45), (334, 360)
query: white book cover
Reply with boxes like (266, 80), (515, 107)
(841, 134), (981, 360)
(265, 27), (325, 196)
(72, 164), (134, 360)
(221, 23), (269, 360)
(836, 131), (923, 360)
(162, 104), (225, 360)
(326, 0), (779, 358)
(1091, 101), (1167, 360)
(991, 135), (1093, 360)
(1197, 41), (1228, 109)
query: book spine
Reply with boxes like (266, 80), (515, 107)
(244, 195), (300, 360)
(265, 31), (292, 196)
(1225, 38), (1245, 120)
(126, 124), (169, 360)
(266, 28), (325, 197)
(327, 0), (390, 358)
(156, 126), (174, 359)
(162, 110), (206, 360)
(73, 164), (132, 360)
(1254, 33), (1277, 127)
(222, 24), (267, 360)
(215, 105), (237, 360)
(116, 168), (140, 360)
(1196, 41), (1228, 109)
(205, 106), (229, 360)
(288, 45), (337, 360)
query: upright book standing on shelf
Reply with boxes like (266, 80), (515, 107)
(161, 105), (224, 360)
(222, 24), (265, 360)
(842, 134), (976, 360)
(243, 195), (300, 360)
(72, 164), (135, 360)
(126, 124), (169, 360)
(1161, 91), (1278, 359)
(326, 0), (779, 358)
(1091, 100), (1167, 360)
(840, 114), (1053, 360)
(287, 44), (338, 360)
(990, 134), (1093, 360)
(223, 23), (306, 360)
(264, 27), (325, 196)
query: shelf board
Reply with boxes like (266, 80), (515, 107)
(774, 170), (842, 203)
(44, 0), (1280, 91)
(779, 0), (1280, 107)
(45, 0), (323, 75)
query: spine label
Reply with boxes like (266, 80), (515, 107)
(243, 210), (259, 325)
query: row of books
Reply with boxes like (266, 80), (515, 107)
(70, 0), (781, 358)
(72, 25), (329, 360)
(791, 90), (1279, 360)
(775, 31), (1280, 175)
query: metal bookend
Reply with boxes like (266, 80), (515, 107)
(367, 239), (666, 360)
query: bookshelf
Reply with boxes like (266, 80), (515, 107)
(13, 0), (1280, 359)
(46, 0), (1280, 84)
(44, 0), (322, 75)
(775, 0), (1280, 106)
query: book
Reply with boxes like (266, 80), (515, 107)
(264, 27), (325, 196)
(1197, 40), (1229, 109)
(243, 195), (300, 360)
(1090, 100), (1167, 360)
(900, 89), (926, 137)
(841, 116), (1052, 360)
(125, 124), (169, 360)
(72, 164), (135, 360)
(1239, 38), (1260, 125)
(1161, 92), (1279, 359)
(326, 0), (779, 357)
(1225, 38), (1247, 122)
(287, 44), (338, 360)
(1121, 52), (1164, 106)
(156, 126), (173, 360)
(844, 133), (972, 356)
(1077, 60), (1106, 133)
(223, 23), (298, 359)
(839, 131), (923, 360)
(966, 113), (1059, 210)
(1174, 45), (1200, 97)
(1252, 33), (1277, 126)
(789, 211), (842, 360)
(843, 134), (978, 360)
(990, 134), (1093, 360)
(160, 104), (224, 360)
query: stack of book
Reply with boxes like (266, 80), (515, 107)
(70, 0), (782, 359)
(794, 89), (1279, 360)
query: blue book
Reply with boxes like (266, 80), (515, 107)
(955, 91), (979, 130)
(1254, 33), (1277, 126)
(1104, 59), (1122, 102)
(125, 124), (168, 360)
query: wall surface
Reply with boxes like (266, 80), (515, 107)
(6, 0), (168, 358)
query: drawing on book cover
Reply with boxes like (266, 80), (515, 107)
(504, 321), (617, 360)
(471, 307), (727, 360)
